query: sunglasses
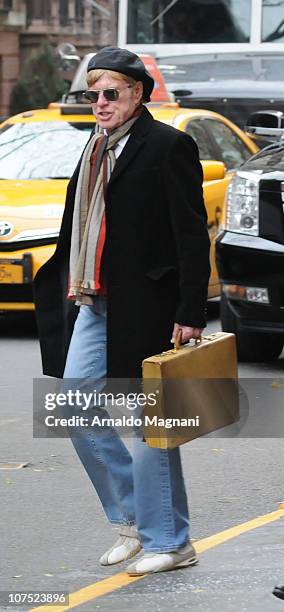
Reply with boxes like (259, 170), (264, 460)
(84, 85), (132, 103)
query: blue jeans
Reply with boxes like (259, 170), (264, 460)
(63, 298), (190, 552)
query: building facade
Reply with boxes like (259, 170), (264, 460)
(0, 0), (116, 117)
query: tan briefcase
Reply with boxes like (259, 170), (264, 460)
(142, 332), (239, 449)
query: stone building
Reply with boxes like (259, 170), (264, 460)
(0, 0), (116, 117)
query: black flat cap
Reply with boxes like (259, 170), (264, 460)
(87, 46), (154, 102)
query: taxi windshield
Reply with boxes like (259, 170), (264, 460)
(0, 121), (93, 179)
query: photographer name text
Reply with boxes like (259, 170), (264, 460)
(45, 414), (200, 429)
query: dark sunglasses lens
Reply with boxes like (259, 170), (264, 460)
(84, 89), (119, 103)
(104, 89), (119, 101)
(84, 91), (99, 103)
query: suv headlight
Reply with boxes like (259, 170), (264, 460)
(226, 171), (260, 235)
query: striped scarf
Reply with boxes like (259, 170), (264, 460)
(68, 114), (139, 300)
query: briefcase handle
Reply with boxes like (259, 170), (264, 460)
(174, 330), (202, 352)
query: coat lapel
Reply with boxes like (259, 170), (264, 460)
(108, 106), (154, 187)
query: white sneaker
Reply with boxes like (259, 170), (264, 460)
(126, 541), (198, 575)
(99, 526), (142, 566)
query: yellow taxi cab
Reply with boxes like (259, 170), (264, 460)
(0, 103), (258, 311)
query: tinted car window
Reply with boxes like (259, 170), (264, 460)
(185, 120), (215, 160)
(158, 56), (255, 83)
(158, 54), (284, 84)
(202, 119), (251, 169)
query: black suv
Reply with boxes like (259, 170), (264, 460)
(216, 112), (284, 361)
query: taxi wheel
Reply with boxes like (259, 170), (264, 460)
(220, 294), (284, 362)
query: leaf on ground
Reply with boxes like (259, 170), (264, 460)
(271, 381), (282, 389)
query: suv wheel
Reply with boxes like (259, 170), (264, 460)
(220, 294), (284, 362)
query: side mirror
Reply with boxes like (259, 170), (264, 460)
(245, 110), (284, 142)
(201, 160), (226, 182)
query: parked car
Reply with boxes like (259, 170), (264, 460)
(0, 103), (258, 312)
(157, 52), (284, 136)
(216, 111), (284, 361)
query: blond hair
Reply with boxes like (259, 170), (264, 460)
(87, 69), (136, 88)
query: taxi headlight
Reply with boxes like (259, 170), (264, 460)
(226, 172), (260, 235)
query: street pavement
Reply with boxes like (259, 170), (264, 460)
(0, 303), (284, 611)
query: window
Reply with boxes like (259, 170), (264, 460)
(184, 120), (215, 160)
(202, 119), (252, 169)
(26, 0), (51, 20)
(76, 0), (85, 25)
(0, 122), (93, 180)
(158, 54), (257, 85)
(59, 0), (69, 26)
(262, 0), (284, 43)
(127, 0), (251, 44)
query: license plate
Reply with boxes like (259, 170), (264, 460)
(0, 262), (23, 283)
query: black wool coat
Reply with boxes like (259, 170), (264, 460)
(33, 106), (210, 379)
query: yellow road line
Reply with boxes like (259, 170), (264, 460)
(29, 507), (284, 612)
(194, 508), (284, 554)
(29, 573), (145, 612)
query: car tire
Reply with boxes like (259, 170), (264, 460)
(220, 294), (284, 362)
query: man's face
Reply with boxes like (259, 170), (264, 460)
(89, 73), (143, 131)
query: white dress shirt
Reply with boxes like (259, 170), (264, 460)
(114, 134), (130, 158)
(103, 130), (130, 159)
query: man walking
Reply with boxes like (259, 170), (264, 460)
(34, 47), (210, 575)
